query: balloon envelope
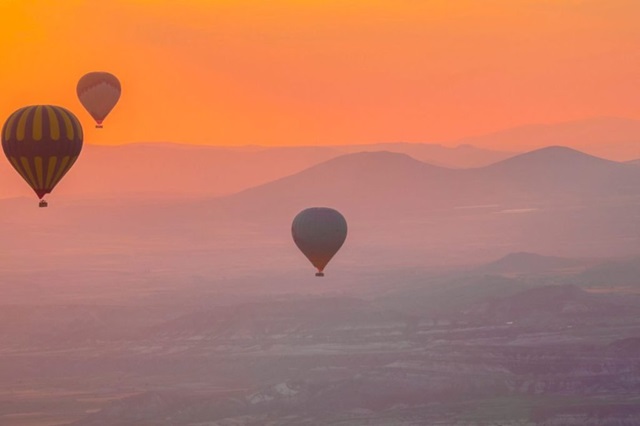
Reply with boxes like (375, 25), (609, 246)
(2, 105), (83, 199)
(77, 72), (121, 127)
(292, 207), (348, 276)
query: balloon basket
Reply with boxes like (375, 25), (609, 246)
(39, 200), (48, 208)
(315, 272), (325, 277)
(95, 125), (103, 129)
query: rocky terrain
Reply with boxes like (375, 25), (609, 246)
(1, 147), (639, 425)
(0, 256), (639, 425)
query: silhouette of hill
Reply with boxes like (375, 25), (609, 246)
(215, 151), (458, 220)
(338, 142), (514, 168)
(472, 146), (639, 198)
(484, 146), (617, 172)
(201, 146), (640, 263)
(213, 146), (640, 220)
(1, 146), (638, 272)
(0, 142), (512, 200)
(451, 117), (640, 161)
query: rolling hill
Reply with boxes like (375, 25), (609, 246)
(0, 142), (513, 200)
(451, 117), (640, 161)
(210, 146), (640, 221)
(0, 146), (638, 276)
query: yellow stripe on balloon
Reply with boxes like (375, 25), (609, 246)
(16, 107), (33, 142)
(34, 156), (44, 189)
(67, 155), (79, 169)
(32, 106), (43, 141)
(20, 156), (38, 188)
(50, 155), (70, 188)
(4, 108), (22, 141)
(73, 115), (83, 140)
(58, 109), (74, 140)
(45, 156), (58, 188)
(44, 106), (60, 141)
(59, 155), (79, 185)
(9, 156), (31, 184)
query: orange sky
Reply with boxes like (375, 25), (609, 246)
(0, 0), (638, 146)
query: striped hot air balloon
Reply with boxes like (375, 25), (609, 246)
(2, 105), (83, 206)
(77, 72), (121, 128)
(292, 207), (348, 277)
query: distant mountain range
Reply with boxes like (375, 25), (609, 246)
(208, 146), (640, 223)
(0, 142), (512, 200)
(1, 116), (637, 201)
(452, 117), (640, 161)
(0, 145), (636, 275)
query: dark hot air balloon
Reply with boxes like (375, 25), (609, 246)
(77, 72), (121, 128)
(292, 207), (347, 277)
(2, 105), (83, 207)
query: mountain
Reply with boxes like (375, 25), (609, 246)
(0, 142), (513, 200)
(336, 142), (514, 168)
(1, 146), (638, 276)
(214, 151), (458, 221)
(166, 146), (638, 266)
(470, 146), (639, 197)
(213, 146), (640, 220)
(451, 117), (640, 161)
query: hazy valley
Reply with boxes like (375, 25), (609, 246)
(0, 143), (639, 425)
(3, 1), (639, 424)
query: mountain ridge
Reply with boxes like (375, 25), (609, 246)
(451, 117), (640, 161)
(216, 145), (640, 216)
(0, 142), (512, 200)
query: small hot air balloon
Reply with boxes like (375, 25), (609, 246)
(292, 207), (348, 277)
(2, 105), (83, 207)
(76, 72), (121, 128)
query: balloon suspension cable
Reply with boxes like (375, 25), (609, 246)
(315, 272), (325, 277)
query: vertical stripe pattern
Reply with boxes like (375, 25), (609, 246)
(2, 105), (83, 199)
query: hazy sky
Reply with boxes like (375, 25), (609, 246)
(0, 0), (638, 146)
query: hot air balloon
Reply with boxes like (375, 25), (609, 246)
(292, 207), (348, 277)
(76, 72), (121, 128)
(2, 105), (83, 207)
